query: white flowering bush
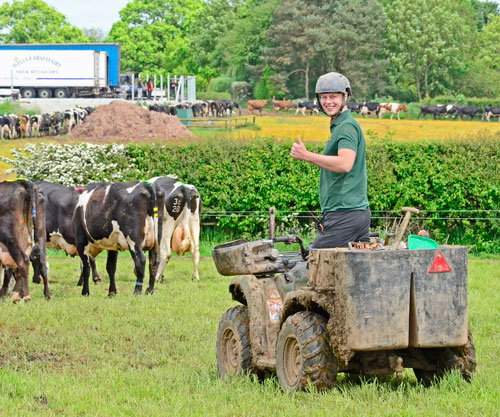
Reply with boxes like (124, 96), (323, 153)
(1, 143), (130, 186)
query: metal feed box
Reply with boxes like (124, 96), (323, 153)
(307, 246), (468, 353)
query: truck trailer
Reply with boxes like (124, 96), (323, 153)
(0, 43), (122, 99)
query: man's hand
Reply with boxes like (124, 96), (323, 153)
(291, 136), (309, 161)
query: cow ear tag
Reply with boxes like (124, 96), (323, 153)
(428, 250), (452, 274)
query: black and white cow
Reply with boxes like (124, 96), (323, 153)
(347, 102), (362, 113)
(296, 100), (319, 116)
(72, 181), (161, 296)
(33, 181), (103, 286)
(457, 106), (483, 120)
(150, 177), (201, 282)
(360, 102), (379, 117)
(418, 105), (447, 119)
(483, 106), (500, 122)
(0, 180), (51, 301)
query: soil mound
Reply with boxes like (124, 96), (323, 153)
(69, 100), (196, 143)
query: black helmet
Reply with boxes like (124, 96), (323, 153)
(315, 72), (351, 116)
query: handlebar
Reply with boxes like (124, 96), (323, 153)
(273, 235), (309, 261)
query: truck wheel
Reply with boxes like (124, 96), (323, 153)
(216, 305), (253, 379)
(276, 312), (337, 392)
(54, 88), (68, 98)
(37, 88), (52, 98)
(414, 328), (476, 385)
(21, 88), (36, 99)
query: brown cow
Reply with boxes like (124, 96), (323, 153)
(247, 99), (268, 115)
(377, 102), (409, 120)
(0, 180), (51, 301)
(272, 97), (297, 112)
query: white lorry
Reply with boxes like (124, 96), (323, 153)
(0, 49), (110, 99)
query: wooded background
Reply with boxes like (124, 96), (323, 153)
(1, 0), (500, 101)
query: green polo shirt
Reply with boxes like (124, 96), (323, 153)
(319, 109), (369, 212)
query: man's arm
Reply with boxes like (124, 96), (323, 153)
(291, 137), (356, 173)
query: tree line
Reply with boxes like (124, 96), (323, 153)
(1, 0), (499, 101)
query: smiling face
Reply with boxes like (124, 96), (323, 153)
(320, 92), (348, 117)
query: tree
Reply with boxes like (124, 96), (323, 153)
(261, 0), (325, 99)
(218, 0), (278, 83)
(459, 13), (500, 97)
(0, 0), (89, 44)
(386, 0), (474, 99)
(107, 0), (203, 75)
(82, 28), (108, 43)
(322, 0), (388, 100)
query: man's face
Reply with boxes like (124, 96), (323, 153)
(320, 92), (347, 117)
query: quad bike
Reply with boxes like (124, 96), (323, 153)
(212, 223), (476, 392)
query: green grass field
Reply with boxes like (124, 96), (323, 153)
(1, 254), (499, 417)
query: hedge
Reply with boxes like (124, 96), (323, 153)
(121, 138), (500, 252)
(4, 138), (499, 252)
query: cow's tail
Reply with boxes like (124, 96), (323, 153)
(24, 180), (41, 258)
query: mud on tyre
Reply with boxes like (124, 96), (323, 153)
(276, 311), (337, 392)
(216, 305), (253, 378)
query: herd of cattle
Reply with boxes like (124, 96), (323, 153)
(0, 107), (94, 139)
(2, 99), (499, 140)
(247, 99), (500, 121)
(0, 178), (201, 302)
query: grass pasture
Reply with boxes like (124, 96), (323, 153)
(1, 254), (499, 416)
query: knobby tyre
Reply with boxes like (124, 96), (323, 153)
(276, 311), (337, 392)
(216, 305), (253, 378)
(414, 327), (476, 385)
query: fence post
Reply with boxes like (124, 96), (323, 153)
(270, 207), (276, 239)
(229, 118), (232, 131)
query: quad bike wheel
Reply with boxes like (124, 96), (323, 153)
(276, 311), (337, 392)
(414, 328), (476, 386)
(216, 305), (253, 378)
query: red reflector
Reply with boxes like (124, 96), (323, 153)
(428, 250), (452, 274)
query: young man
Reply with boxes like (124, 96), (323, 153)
(290, 72), (371, 248)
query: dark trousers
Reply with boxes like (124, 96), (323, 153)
(312, 208), (371, 249)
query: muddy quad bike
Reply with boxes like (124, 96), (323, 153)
(213, 233), (476, 392)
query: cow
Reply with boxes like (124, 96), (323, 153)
(296, 100), (319, 116)
(457, 106), (483, 120)
(272, 97), (296, 112)
(72, 181), (162, 296)
(30, 115), (42, 137)
(0, 180), (51, 301)
(483, 106), (500, 122)
(50, 112), (64, 135)
(347, 102), (362, 113)
(1, 114), (15, 139)
(32, 181), (103, 286)
(418, 105), (447, 120)
(149, 177), (201, 282)
(247, 99), (268, 115)
(445, 105), (461, 119)
(19, 114), (31, 138)
(377, 103), (409, 120)
(64, 110), (77, 132)
(360, 102), (379, 117)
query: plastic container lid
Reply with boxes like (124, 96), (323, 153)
(408, 235), (438, 250)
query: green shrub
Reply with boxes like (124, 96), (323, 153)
(207, 76), (235, 93)
(4, 138), (499, 253)
(230, 81), (252, 102)
(196, 92), (232, 101)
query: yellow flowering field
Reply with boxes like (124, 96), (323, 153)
(234, 115), (500, 142)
